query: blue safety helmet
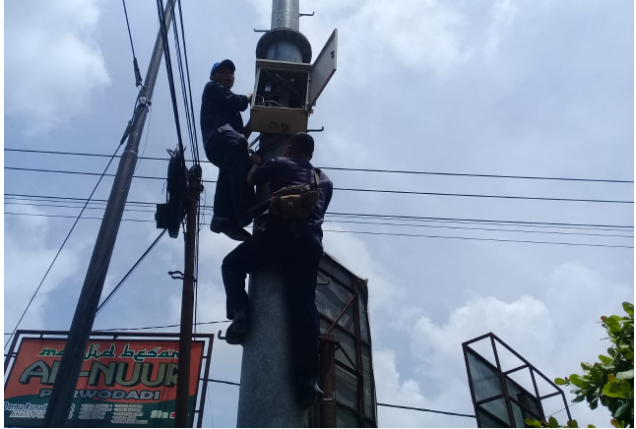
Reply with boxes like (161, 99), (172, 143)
(211, 59), (235, 76)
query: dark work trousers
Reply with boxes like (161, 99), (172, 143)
(222, 221), (324, 377)
(204, 126), (255, 225)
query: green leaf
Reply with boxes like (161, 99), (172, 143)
(581, 362), (594, 371)
(567, 420), (579, 428)
(619, 379), (631, 395)
(603, 382), (628, 399)
(569, 374), (586, 388)
(616, 369), (634, 380)
(610, 419), (622, 428)
(590, 399), (599, 410)
(524, 418), (542, 428)
(587, 425), (596, 428)
(599, 355), (613, 365)
(548, 416), (559, 428)
(608, 374), (617, 382)
(573, 395), (586, 403)
(555, 377), (568, 385)
(624, 303), (634, 315)
(614, 402), (632, 419)
(608, 348), (617, 358)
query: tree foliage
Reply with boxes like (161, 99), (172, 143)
(526, 302), (634, 428)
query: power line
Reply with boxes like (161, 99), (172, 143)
(547, 401), (579, 419)
(4, 145), (124, 349)
(327, 219), (634, 238)
(200, 379), (476, 419)
(208, 378), (240, 387)
(5, 166), (633, 204)
(5, 211), (633, 249)
(323, 229), (634, 249)
(377, 402), (476, 419)
(6, 147), (633, 184)
(6, 193), (634, 231)
(4, 200), (633, 239)
(328, 211), (634, 231)
(95, 229), (168, 316)
(121, 0), (143, 87)
(93, 320), (229, 332)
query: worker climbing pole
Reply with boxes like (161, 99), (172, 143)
(233, 0), (338, 427)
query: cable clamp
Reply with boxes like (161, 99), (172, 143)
(138, 96), (152, 107)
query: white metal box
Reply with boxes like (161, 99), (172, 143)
(250, 29), (338, 134)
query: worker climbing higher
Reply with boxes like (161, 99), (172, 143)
(221, 132), (334, 407)
(200, 59), (255, 241)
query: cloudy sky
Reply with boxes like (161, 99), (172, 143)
(4, 0), (634, 427)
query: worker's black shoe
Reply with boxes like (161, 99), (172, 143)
(225, 309), (249, 345)
(299, 376), (324, 408)
(211, 217), (251, 242)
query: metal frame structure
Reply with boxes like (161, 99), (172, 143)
(307, 253), (378, 428)
(463, 333), (571, 428)
(4, 330), (214, 428)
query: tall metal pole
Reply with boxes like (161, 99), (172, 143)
(175, 166), (202, 427)
(42, 1), (176, 426)
(236, 1), (311, 427)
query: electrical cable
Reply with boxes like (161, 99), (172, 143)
(95, 229), (168, 316)
(5, 212), (633, 249)
(546, 401), (579, 419)
(4, 201), (634, 238)
(3, 145), (124, 349)
(6, 147), (633, 184)
(5, 166), (632, 204)
(155, 0), (186, 166)
(93, 320), (229, 332)
(377, 402), (476, 419)
(323, 229), (634, 249)
(5, 193), (634, 231)
(197, 378), (477, 420)
(121, 0), (143, 88)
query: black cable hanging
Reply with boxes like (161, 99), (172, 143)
(95, 229), (168, 316)
(122, 0), (143, 88)
(4, 145), (124, 349)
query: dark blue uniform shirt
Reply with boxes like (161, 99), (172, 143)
(200, 80), (249, 144)
(251, 157), (334, 246)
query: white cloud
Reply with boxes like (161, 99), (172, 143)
(399, 260), (630, 427)
(4, 0), (110, 133)
(248, 0), (474, 82)
(4, 209), (82, 333)
(484, 0), (519, 57)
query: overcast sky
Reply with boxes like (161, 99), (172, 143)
(4, 0), (634, 427)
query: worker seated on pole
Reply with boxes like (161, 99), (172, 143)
(200, 59), (255, 241)
(221, 132), (334, 407)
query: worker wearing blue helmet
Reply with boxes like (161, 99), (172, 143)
(200, 59), (254, 241)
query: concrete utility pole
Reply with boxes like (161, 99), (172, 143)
(236, 0), (313, 427)
(42, 1), (176, 426)
(175, 166), (202, 427)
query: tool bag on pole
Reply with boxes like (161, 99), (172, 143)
(269, 169), (321, 220)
